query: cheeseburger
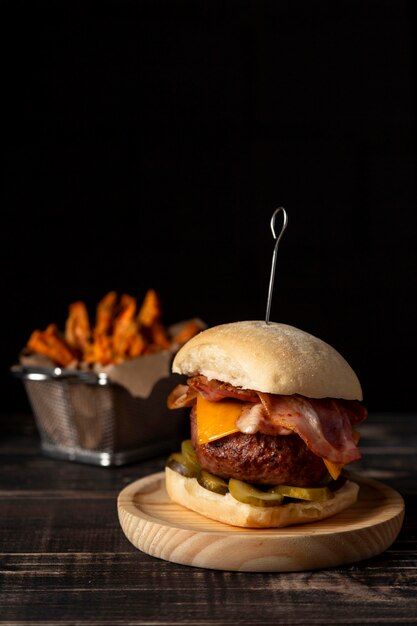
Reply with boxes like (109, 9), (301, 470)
(166, 321), (367, 528)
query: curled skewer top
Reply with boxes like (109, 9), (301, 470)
(265, 207), (288, 324)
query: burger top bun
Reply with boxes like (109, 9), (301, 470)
(172, 320), (363, 401)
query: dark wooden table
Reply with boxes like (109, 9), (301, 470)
(1, 412), (416, 625)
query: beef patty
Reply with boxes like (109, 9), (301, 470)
(190, 408), (327, 486)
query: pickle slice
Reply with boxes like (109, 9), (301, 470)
(166, 452), (199, 478)
(197, 470), (229, 495)
(269, 484), (333, 502)
(229, 479), (284, 507)
(181, 439), (201, 474)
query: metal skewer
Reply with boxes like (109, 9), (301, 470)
(265, 207), (288, 324)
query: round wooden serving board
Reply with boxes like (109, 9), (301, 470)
(117, 472), (404, 572)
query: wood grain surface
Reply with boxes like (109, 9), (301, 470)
(118, 472), (404, 572)
(1, 412), (417, 625)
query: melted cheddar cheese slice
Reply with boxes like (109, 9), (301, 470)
(196, 395), (243, 444)
(323, 458), (344, 481)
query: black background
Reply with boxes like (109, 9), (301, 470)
(1, 0), (416, 414)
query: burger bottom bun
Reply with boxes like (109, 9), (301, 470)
(165, 467), (360, 529)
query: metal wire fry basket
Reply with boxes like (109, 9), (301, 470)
(12, 365), (188, 466)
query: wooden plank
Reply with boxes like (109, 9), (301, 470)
(0, 497), (130, 553)
(0, 412), (416, 624)
(1, 553), (416, 624)
(1, 566), (416, 623)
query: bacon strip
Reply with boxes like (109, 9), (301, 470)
(258, 393), (365, 465)
(187, 375), (259, 402)
(168, 376), (367, 465)
(236, 402), (293, 436)
(167, 384), (198, 409)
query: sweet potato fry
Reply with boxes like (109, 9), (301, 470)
(172, 320), (201, 346)
(149, 322), (171, 350)
(137, 289), (162, 327)
(65, 301), (91, 352)
(94, 291), (117, 337)
(84, 334), (114, 366)
(128, 333), (147, 358)
(27, 324), (75, 366)
(112, 294), (145, 362)
(82, 291), (119, 365)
